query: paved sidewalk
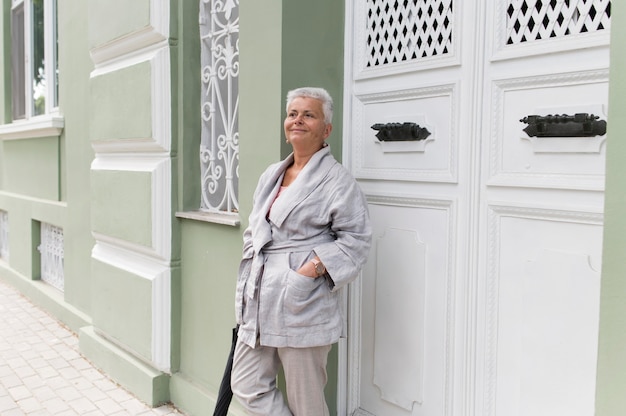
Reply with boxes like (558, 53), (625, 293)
(0, 280), (186, 416)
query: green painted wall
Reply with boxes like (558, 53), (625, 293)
(89, 62), (153, 141)
(0, 0), (93, 331)
(91, 170), (153, 247)
(1, 136), (60, 200)
(171, 1), (345, 415)
(281, 0), (345, 162)
(2, 0), (354, 413)
(59, 0), (95, 315)
(169, 0), (285, 413)
(595, 1), (626, 414)
(92, 258), (153, 359)
(87, 0), (151, 50)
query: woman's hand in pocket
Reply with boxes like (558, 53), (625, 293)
(296, 259), (319, 278)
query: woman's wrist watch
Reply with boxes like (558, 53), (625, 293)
(311, 258), (326, 276)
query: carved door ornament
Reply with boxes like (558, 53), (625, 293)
(371, 122), (431, 142)
(520, 113), (607, 138)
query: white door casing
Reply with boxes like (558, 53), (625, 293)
(342, 1), (610, 415)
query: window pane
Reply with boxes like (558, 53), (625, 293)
(11, 4), (25, 120)
(32, 0), (46, 116)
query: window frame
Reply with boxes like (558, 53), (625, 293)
(2, 0), (62, 140)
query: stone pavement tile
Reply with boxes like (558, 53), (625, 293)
(0, 392), (19, 412)
(2, 408), (26, 416)
(0, 280), (186, 415)
(16, 397), (43, 413)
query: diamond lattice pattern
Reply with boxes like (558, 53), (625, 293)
(366, 0), (453, 67)
(506, 0), (611, 44)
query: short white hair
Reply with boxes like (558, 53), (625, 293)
(286, 87), (333, 125)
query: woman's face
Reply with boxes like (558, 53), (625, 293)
(284, 97), (332, 150)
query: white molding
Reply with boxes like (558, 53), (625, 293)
(0, 115), (64, 140)
(346, 193), (458, 416)
(352, 84), (458, 183)
(91, 240), (171, 372)
(482, 203), (603, 416)
(152, 260), (171, 372)
(91, 154), (172, 262)
(90, 0), (170, 70)
(152, 47), (172, 153)
(488, 69), (609, 191)
(341, 3), (356, 413)
(175, 210), (241, 227)
(90, 47), (172, 154)
(150, 0), (170, 38)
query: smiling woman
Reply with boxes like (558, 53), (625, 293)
(230, 87), (372, 416)
(282, 94), (333, 186)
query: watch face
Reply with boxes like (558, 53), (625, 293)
(315, 262), (325, 274)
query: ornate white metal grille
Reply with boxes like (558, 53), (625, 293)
(199, 0), (240, 213)
(38, 222), (64, 292)
(0, 210), (8, 261)
(366, 0), (453, 67)
(506, 0), (611, 45)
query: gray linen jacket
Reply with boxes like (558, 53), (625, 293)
(235, 146), (372, 348)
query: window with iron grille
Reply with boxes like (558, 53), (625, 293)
(38, 222), (64, 292)
(199, 0), (240, 213)
(0, 211), (8, 261)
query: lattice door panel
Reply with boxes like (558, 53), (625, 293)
(506, 0), (611, 45)
(366, 0), (453, 67)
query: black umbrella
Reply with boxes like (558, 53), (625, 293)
(213, 326), (239, 416)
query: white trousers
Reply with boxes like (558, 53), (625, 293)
(231, 339), (332, 416)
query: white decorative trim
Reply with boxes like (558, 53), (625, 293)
(152, 259), (171, 372)
(91, 154), (172, 261)
(175, 210), (241, 227)
(90, 0), (169, 69)
(149, 0), (170, 38)
(346, 193), (457, 416)
(489, 69), (609, 191)
(90, 47), (171, 154)
(92, 240), (171, 372)
(152, 46), (172, 153)
(90, 39), (168, 78)
(482, 203), (603, 416)
(352, 84), (458, 183)
(0, 114), (64, 140)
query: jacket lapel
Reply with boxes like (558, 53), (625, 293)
(268, 146), (335, 228)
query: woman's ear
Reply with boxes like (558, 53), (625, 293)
(323, 123), (333, 139)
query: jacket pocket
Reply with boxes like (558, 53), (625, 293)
(284, 270), (332, 328)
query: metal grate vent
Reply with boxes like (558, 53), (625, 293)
(506, 0), (611, 45)
(0, 211), (8, 261)
(38, 223), (64, 292)
(366, 0), (453, 67)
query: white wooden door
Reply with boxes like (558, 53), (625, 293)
(342, 1), (610, 416)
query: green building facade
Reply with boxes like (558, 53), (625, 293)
(0, 1), (624, 415)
